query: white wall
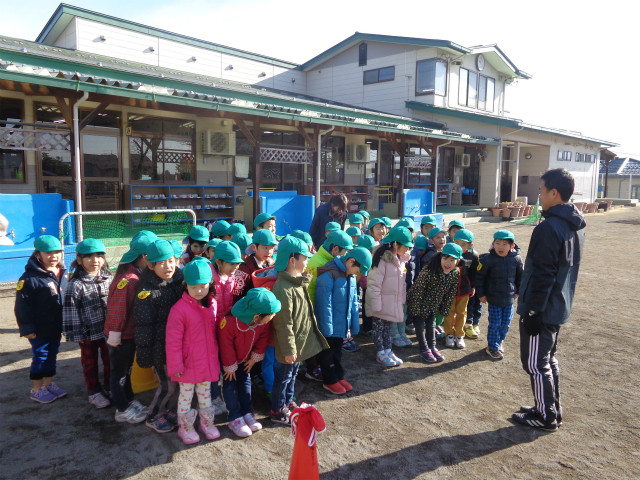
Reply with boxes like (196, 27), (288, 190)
(52, 18), (78, 50)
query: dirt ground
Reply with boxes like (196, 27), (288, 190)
(1, 207), (639, 480)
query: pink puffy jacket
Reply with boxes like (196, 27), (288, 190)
(211, 265), (235, 324)
(165, 292), (220, 384)
(364, 249), (410, 323)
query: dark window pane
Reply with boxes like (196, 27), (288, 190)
(35, 104), (66, 125)
(82, 135), (119, 178)
(0, 149), (25, 181)
(130, 136), (163, 181)
(84, 181), (121, 211)
(42, 151), (72, 176)
(364, 70), (378, 84)
(0, 98), (23, 121)
(416, 59), (436, 93)
(378, 66), (395, 82)
(359, 43), (367, 67)
(80, 110), (120, 129)
(43, 179), (74, 200)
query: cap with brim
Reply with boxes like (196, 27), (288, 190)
(120, 231), (156, 263)
(348, 213), (364, 225)
(414, 235), (428, 250)
(368, 218), (385, 229)
(442, 242), (463, 259)
(325, 221), (341, 232)
(494, 230), (515, 241)
(147, 239), (175, 263)
(454, 229), (474, 243)
(323, 230), (354, 252)
(227, 223), (247, 236)
(76, 238), (106, 255)
(254, 213), (276, 229)
(34, 235), (62, 252)
(428, 227), (446, 239)
(396, 218), (415, 231)
(358, 210), (370, 220)
(274, 236), (313, 271)
(231, 287), (282, 324)
(189, 225), (210, 242)
(214, 241), (243, 263)
(209, 221), (231, 238)
(356, 234), (376, 251)
(381, 226), (414, 248)
(448, 219), (465, 230)
(253, 229), (277, 246)
(290, 230), (312, 247)
(346, 226), (362, 237)
(381, 217), (393, 228)
(231, 233), (252, 252)
(169, 240), (183, 257)
(421, 215), (437, 225)
(207, 238), (223, 248)
(344, 247), (373, 276)
(183, 257), (213, 285)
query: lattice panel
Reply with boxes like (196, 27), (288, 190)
(260, 146), (313, 164)
(405, 155), (432, 169)
(159, 150), (194, 164)
(0, 127), (71, 151)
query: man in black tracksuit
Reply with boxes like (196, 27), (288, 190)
(513, 168), (586, 431)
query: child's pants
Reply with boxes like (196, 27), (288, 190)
(467, 294), (483, 326)
(261, 345), (276, 393)
(372, 317), (392, 352)
(222, 362), (253, 421)
(443, 296), (470, 338)
(271, 361), (299, 414)
(79, 338), (111, 395)
(487, 304), (514, 351)
(361, 288), (373, 332)
(29, 335), (61, 380)
(413, 315), (436, 351)
(148, 364), (179, 418)
(108, 339), (136, 411)
(177, 381), (213, 414)
(390, 318), (407, 339)
(318, 337), (344, 385)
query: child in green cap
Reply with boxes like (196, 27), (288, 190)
(181, 225), (210, 267)
(211, 241), (243, 324)
(232, 229), (276, 303)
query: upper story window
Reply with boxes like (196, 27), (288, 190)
(416, 58), (447, 96)
(576, 153), (596, 163)
(359, 43), (367, 66)
(557, 150), (572, 162)
(363, 66), (395, 85)
(459, 68), (495, 112)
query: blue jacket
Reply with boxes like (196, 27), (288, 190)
(309, 202), (347, 249)
(517, 203), (585, 325)
(314, 257), (359, 338)
(475, 247), (523, 307)
(14, 256), (68, 338)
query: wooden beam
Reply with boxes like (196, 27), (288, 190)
(386, 136), (404, 156)
(296, 125), (314, 148)
(53, 94), (73, 128)
(234, 119), (256, 148)
(321, 128), (334, 148)
(79, 102), (109, 131)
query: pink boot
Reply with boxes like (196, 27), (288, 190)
(177, 409), (200, 445)
(198, 406), (220, 440)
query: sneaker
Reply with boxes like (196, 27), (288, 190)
(435, 328), (446, 340)
(243, 413), (263, 432)
(30, 385), (57, 404)
(512, 410), (558, 432)
(270, 409), (291, 425)
(323, 382), (346, 395)
(342, 338), (361, 352)
(445, 334), (455, 348)
(473, 325), (481, 336)
(519, 406), (563, 427)
(338, 379), (353, 392)
(145, 414), (175, 433)
(115, 404), (147, 424)
(46, 382), (67, 399)
(287, 401), (299, 411)
(376, 352), (396, 367)
(485, 347), (504, 360)
(391, 335), (405, 348)
(389, 352), (403, 366)
(165, 411), (178, 427)
(212, 394), (228, 415)
(419, 349), (437, 363)
(430, 347), (445, 362)
(498, 342), (504, 353)
(400, 333), (413, 347)
(464, 324), (478, 339)
(304, 366), (323, 382)
(129, 400), (149, 417)
(228, 417), (252, 437)
(405, 324), (416, 335)
(454, 336), (466, 349)
(88, 392), (111, 409)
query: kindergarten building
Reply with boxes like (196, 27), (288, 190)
(0, 3), (617, 222)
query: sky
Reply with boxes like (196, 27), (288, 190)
(1, 0), (638, 157)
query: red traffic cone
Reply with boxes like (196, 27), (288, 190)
(288, 403), (326, 480)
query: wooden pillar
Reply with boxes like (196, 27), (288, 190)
(397, 141), (406, 218)
(252, 119), (262, 218)
(313, 128), (320, 209)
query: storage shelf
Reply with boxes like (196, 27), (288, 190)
(320, 184), (369, 211)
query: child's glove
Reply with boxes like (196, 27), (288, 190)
(521, 312), (542, 336)
(106, 331), (122, 347)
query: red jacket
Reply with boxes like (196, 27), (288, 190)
(165, 292), (220, 383)
(211, 265), (235, 324)
(104, 264), (142, 339)
(232, 255), (272, 302)
(217, 314), (270, 374)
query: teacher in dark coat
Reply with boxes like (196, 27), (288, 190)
(308, 194), (348, 250)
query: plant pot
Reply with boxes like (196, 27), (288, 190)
(586, 203), (598, 213)
(492, 208), (503, 217)
(510, 206), (523, 218)
(525, 205), (534, 216)
(499, 202), (510, 209)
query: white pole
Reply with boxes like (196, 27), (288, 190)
(72, 91), (89, 241)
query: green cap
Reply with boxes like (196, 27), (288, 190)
(358, 210), (370, 220)
(120, 231), (157, 263)
(421, 215), (437, 226)
(169, 240), (184, 257)
(454, 229), (474, 243)
(291, 230), (313, 247)
(368, 218), (385, 229)
(147, 239), (175, 263)
(414, 235), (428, 250)
(428, 227), (446, 239)
(210, 220), (231, 238)
(494, 230), (515, 241)
(254, 213), (276, 229)
(344, 247), (373, 276)
(348, 213), (364, 225)
(356, 234), (376, 251)
(76, 238), (106, 255)
(189, 225), (210, 242)
(442, 242), (463, 259)
(325, 221), (341, 232)
(274, 236), (313, 271)
(227, 223), (247, 236)
(396, 217), (415, 231)
(231, 287), (282, 324)
(183, 257), (213, 285)
(34, 235), (62, 252)
(207, 238), (223, 248)
(346, 226), (362, 237)
(448, 219), (465, 230)
(231, 233), (252, 252)
(322, 230), (354, 252)
(381, 217), (393, 228)
(214, 241), (243, 263)
(252, 229), (277, 246)
(381, 226), (414, 248)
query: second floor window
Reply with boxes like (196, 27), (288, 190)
(557, 150), (572, 162)
(416, 58), (447, 96)
(363, 66), (395, 85)
(459, 68), (495, 112)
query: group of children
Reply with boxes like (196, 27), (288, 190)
(14, 208), (523, 444)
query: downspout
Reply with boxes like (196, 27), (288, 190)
(315, 126), (335, 208)
(434, 140), (452, 213)
(73, 91), (89, 241)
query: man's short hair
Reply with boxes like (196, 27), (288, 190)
(541, 168), (575, 202)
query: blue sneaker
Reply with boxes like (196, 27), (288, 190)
(342, 338), (361, 352)
(145, 414), (175, 433)
(46, 382), (67, 399)
(30, 386), (57, 404)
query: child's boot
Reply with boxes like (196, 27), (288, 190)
(197, 406), (220, 440)
(177, 409), (200, 445)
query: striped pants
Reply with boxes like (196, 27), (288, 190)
(519, 319), (561, 423)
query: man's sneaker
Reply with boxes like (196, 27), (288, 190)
(405, 324), (416, 335)
(498, 342), (504, 353)
(445, 334), (455, 348)
(464, 324), (478, 339)
(145, 414), (175, 433)
(389, 352), (403, 366)
(486, 347), (504, 360)
(473, 325), (481, 336)
(519, 406), (563, 427)
(323, 382), (346, 395)
(88, 392), (111, 409)
(270, 409), (291, 425)
(455, 336), (466, 349)
(342, 338), (361, 352)
(115, 404), (147, 424)
(243, 413), (263, 432)
(30, 385), (57, 404)
(338, 379), (353, 392)
(212, 394), (228, 415)
(46, 382), (67, 399)
(304, 366), (323, 382)
(376, 352), (396, 367)
(430, 348), (445, 362)
(419, 349), (437, 363)
(512, 410), (558, 432)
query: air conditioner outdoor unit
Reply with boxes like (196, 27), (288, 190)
(201, 131), (236, 156)
(455, 153), (471, 168)
(347, 144), (371, 163)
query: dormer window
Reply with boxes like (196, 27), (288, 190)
(459, 67), (495, 112)
(416, 58), (447, 96)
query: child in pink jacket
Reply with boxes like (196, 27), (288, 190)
(210, 241), (242, 323)
(165, 257), (220, 445)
